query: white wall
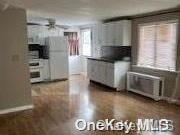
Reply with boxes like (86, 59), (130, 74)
(0, 8), (32, 110)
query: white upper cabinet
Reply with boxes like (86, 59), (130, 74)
(114, 21), (123, 46)
(104, 23), (115, 46)
(92, 20), (131, 47)
(92, 24), (104, 57)
(27, 25), (64, 45)
(121, 20), (132, 46)
(92, 25), (98, 45)
(92, 24), (102, 46)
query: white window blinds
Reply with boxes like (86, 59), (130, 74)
(138, 21), (178, 71)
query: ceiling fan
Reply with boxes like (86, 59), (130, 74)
(28, 18), (70, 30)
(46, 18), (70, 30)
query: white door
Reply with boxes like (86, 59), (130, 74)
(49, 37), (68, 51)
(49, 52), (69, 80)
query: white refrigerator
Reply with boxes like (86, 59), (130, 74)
(46, 36), (69, 80)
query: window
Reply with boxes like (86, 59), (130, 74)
(138, 21), (178, 71)
(81, 29), (91, 56)
(64, 32), (79, 56)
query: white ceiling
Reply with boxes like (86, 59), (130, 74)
(2, 0), (180, 26)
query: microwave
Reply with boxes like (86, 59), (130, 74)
(28, 44), (49, 60)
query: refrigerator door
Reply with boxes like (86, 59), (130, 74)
(48, 36), (68, 52)
(42, 59), (50, 80)
(49, 52), (69, 80)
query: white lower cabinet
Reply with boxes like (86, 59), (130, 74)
(106, 67), (115, 87)
(87, 59), (130, 90)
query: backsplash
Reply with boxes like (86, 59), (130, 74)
(101, 46), (131, 60)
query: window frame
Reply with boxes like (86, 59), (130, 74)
(81, 29), (92, 57)
(137, 20), (179, 72)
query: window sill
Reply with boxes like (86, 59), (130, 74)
(132, 65), (180, 74)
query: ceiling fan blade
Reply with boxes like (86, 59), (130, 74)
(27, 22), (43, 26)
(56, 25), (70, 29)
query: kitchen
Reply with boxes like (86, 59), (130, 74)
(0, 1), (179, 135)
(27, 19), (132, 93)
(27, 17), (180, 101)
(28, 20), (84, 84)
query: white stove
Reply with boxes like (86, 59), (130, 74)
(29, 59), (43, 83)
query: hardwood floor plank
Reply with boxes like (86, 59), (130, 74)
(0, 75), (179, 135)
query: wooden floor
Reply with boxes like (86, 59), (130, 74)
(0, 75), (180, 135)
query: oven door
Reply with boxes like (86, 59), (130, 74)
(30, 68), (43, 83)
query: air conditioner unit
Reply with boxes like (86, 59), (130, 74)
(127, 72), (164, 101)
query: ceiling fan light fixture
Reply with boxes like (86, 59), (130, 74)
(48, 18), (56, 30)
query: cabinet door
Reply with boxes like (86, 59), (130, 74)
(87, 60), (92, 78)
(88, 61), (107, 84)
(92, 25), (103, 57)
(122, 20), (131, 46)
(98, 24), (104, 45)
(114, 22), (123, 46)
(97, 62), (107, 84)
(87, 60), (98, 81)
(28, 25), (41, 37)
(105, 23), (115, 46)
(106, 68), (115, 87)
(92, 26), (98, 45)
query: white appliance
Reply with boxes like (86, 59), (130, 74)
(29, 59), (43, 83)
(42, 59), (50, 81)
(46, 36), (69, 80)
(29, 51), (39, 60)
(127, 72), (164, 101)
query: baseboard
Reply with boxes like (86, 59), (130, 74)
(162, 96), (180, 105)
(162, 96), (171, 102)
(0, 104), (34, 115)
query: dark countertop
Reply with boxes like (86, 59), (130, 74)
(87, 57), (123, 63)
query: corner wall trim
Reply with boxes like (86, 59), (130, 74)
(0, 105), (34, 115)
